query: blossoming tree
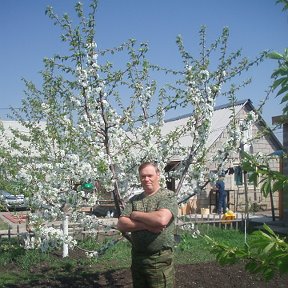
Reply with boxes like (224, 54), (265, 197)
(0, 0), (266, 253)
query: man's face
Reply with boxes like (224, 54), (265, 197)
(139, 165), (160, 195)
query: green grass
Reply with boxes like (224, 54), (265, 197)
(175, 224), (247, 264)
(0, 217), (9, 230)
(0, 225), (250, 287)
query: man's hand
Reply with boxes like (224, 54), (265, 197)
(145, 224), (166, 234)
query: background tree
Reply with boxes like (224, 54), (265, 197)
(0, 0), (266, 252)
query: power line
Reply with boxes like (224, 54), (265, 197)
(0, 108), (21, 110)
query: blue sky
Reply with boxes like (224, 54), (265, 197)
(0, 0), (287, 140)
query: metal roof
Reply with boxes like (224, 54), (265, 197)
(162, 99), (248, 149)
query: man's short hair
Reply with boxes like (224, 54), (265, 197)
(138, 161), (160, 174)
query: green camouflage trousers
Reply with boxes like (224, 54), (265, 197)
(131, 248), (175, 288)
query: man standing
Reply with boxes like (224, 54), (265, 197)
(216, 173), (227, 215)
(117, 162), (178, 288)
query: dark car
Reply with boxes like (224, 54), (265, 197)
(0, 190), (28, 210)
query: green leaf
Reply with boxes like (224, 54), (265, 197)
(277, 85), (288, 97)
(280, 92), (288, 103)
(248, 172), (258, 183)
(272, 180), (284, 192)
(283, 105), (288, 114)
(260, 181), (270, 197)
(278, 258), (288, 274)
(272, 66), (288, 78)
(262, 223), (277, 237)
(263, 268), (274, 281)
(234, 249), (249, 259)
(263, 242), (275, 254)
(267, 51), (283, 60)
(272, 77), (288, 89)
(252, 226), (274, 240)
(245, 261), (259, 273)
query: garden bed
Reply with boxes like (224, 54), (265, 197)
(1, 252), (287, 288)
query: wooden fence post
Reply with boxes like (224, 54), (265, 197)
(8, 225), (11, 241)
(17, 225), (20, 240)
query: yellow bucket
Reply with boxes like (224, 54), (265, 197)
(221, 210), (235, 224)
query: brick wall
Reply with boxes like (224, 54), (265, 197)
(196, 107), (281, 213)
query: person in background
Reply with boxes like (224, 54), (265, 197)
(216, 173), (227, 215)
(117, 162), (178, 288)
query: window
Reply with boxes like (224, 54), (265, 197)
(233, 166), (258, 187)
(234, 166), (243, 185)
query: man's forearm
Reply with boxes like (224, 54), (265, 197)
(117, 215), (164, 233)
(130, 209), (172, 228)
(117, 216), (149, 232)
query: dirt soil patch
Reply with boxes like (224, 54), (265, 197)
(2, 251), (288, 288)
(58, 262), (288, 288)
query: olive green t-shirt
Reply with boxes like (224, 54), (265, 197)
(121, 188), (178, 255)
